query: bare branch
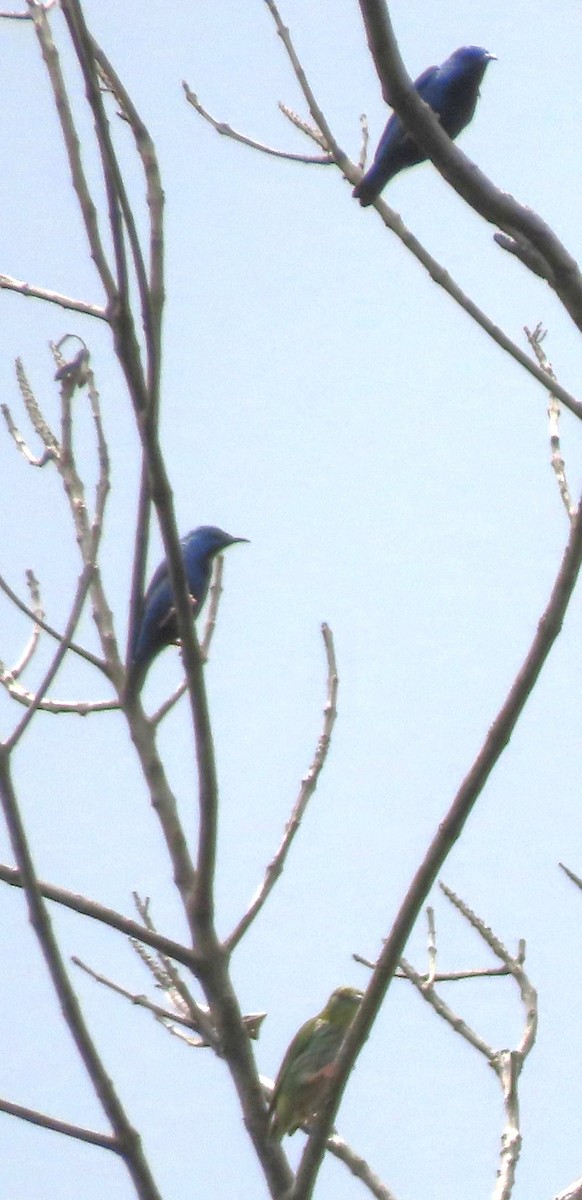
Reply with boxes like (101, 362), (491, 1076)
(525, 325), (575, 521)
(0, 273), (106, 317)
(8, 571), (43, 679)
(5, 560), (96, 750)
(327, 1134), (399, 1200)
(263, 0), (346, 163)
(1, 403), (57, 466)
(0, 862), (199, 969)
(425, 906), (436, 988)
(398, 957), (495, 1060)
(130, 892), (219, 1048)
(278, 103), (329, 150)
(555, 1177), (582, 1200)
(0, 568), (107, 672)
(28, 2), (117, 303)
(0, 1096), (116, 1150)
(226, 623), (338, 952)
(183, 83), (332, 164)
(559, 861), (582, 890)
(440, 885), (538, 1063)
(354, 949), (512, 983)
(72, 955), (210, 1043)
(0, 673), (118, 715)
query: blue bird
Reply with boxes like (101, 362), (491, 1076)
(353, 45), (495, 206)
(126, 525), (248, 698)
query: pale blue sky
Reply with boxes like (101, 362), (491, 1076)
(0, 3), (581, 1198)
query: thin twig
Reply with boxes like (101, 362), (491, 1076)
(8, 571), (43, 679)
(226, 623), (338, 952)
(183, 83), (332, 164)
(0, 1097), (116, 1150)
(559, 861), (582, 890)
(278, 103), (329, 150)
(131, 893), (219, 1048)
(0, 273), (106, 317)
(327, 1134), (399, 1200)
(0, 862), (199, 969)
(72, 956), (209, 1043)
(399, 957), (495, 1059)
(525, 324), (575, 521)
(353, 950), (511, 982)
(1, 403), (57, 466)
(5, 562), (95, 750)
(0, 570), (105, 671)
(425, 906), (436, 988)
(439, 885), (537, 1200)
(0, 674), (118, 715)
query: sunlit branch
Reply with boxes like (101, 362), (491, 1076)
(327, 1134), (399, 1200)
(0, 273), (106, 317)
(525, 325), (575, 521)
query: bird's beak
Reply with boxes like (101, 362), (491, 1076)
(486, 52), (497, 61)
(231, 537), (250, 545)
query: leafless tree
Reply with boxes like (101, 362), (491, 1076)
(0, 3), (581, 1200)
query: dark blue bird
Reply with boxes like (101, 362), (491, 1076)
(353, 45), (495, 206)
(126, 525), (248, 698)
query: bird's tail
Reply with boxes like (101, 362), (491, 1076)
(352, 176), (377, 207)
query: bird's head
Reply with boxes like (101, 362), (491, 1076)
(448, 45), (497, 74)
(323, 986), (364, 1026)
(183, 525), (250, 558)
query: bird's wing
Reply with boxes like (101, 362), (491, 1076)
(269, 1016), (321, 1113)
(143, 559), (168, 605)
(413, 63), (440, 101)
(373, 64), (440, 163)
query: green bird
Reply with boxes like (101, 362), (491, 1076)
(269, 985), (363, 1139)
